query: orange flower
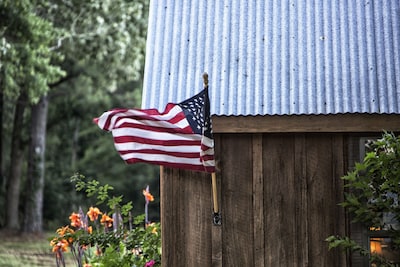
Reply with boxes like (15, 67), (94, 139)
(87, 226), (93, 234)
(87, 207), (102, 221)
(83, 263), (92, 267)
(56, 225), (74, 236)
(50, 238), (57, 247)
(146, 222), (158, 235)
(151, 227), (158, 235)
(69, 212), (82, 228)
(100, 214), (113, 228)
(56, 225), (75, 243)
(143, 189), (154, 202)
(51, 239), (69, 253)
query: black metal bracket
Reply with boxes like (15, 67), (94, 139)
(213, 212), (222, 226)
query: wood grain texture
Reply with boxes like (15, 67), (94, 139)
(161, 167), (212, 266)
(264, 134), (299, 266)
(161, 133), (354, 267)
(213, 114), (400, 133)
(221, 134), (254, 267)
(305, 134), (346, 266)
(253, 134), (264, 267)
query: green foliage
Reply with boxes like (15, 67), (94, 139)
(71, 174), (132, 216)
(326, 235), (369, 256)
(341, 132), (400, 228)
(327, 132), (400, 266)
(0, 0), (65, 103)
(0, 0), (154, 231)
(51, 174), (161, 267)
(326, 235), (396, 267)
(40, 0), (154, 229)
(43, 0), (149, 90)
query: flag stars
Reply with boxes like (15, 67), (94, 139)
(179, 91), (210, 135)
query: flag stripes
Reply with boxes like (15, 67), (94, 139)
(95, 89), (215, 173)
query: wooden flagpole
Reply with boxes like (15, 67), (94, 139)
(203, 72), (221, 225)
(211, 172), (219, 213)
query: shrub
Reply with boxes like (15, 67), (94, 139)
(326, 132), (400, 266)
(50, 174), (161, 267)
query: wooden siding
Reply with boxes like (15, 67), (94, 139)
(213, 114), (400, 133)
(161, 133), (348, 267)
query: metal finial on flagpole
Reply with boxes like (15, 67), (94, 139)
(203, 72), (209, 88)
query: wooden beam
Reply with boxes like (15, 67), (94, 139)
(212, 114), (400, 133)
(252, 134), (264, 267)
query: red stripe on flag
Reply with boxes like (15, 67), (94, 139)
(95, 89), (216, 173)
(116, 122), (193, 134)
(124, 158), (215, 173)
(114, 136), (201, 146)
(118, 149), (203, 159)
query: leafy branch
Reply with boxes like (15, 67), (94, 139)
(71, 173), (132, 216)
(326, 132), (400, 266)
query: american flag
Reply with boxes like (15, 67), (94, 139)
(95, 88), (215, 173)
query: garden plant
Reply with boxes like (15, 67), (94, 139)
(50, 174), (161, 267)
(327, 132), (400, 266)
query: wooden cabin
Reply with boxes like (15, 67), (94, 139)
(141, 1), (400, 266)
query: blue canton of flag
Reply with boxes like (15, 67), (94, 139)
(178, 88), (213, 139)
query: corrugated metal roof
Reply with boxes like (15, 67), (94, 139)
(142, 0), (400, 115)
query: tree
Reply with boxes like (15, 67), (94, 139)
(327, 132), (400, 266)
(1, 0), (151, 232)
(40, 0), (151, 230)
(23, 96), (48, 232)
(0, 0), (65, 230)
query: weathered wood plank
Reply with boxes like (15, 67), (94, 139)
(263, 133), (348, 266)
(184, 169), (212, 267)
(161, 167), (184, 266)
(161, 132), (354, 267)
(306, 134), (330, 266)
(252, 134), (264, 267)
(305, 134), (347, 266)
(213, 114), (400, 133)
(263, 134), (299, 266)
(212, 135), (222, 267)
(294, 134), (309, 266)
(161, 167), (212, 266)
(221, 134), (254, 267)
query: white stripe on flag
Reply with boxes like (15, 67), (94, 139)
(114, 142), (202, 154)
(121, 152), (203, 166)
(112, 128), (202, 142)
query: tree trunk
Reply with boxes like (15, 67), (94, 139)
(23, 96), (48, 233)
(6, 92), (28, 230)
(0, 76), (4, 193)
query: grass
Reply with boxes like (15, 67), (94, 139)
(0, 230), (74, 267)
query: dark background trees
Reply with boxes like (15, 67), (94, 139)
(0, 0), (158, 233)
